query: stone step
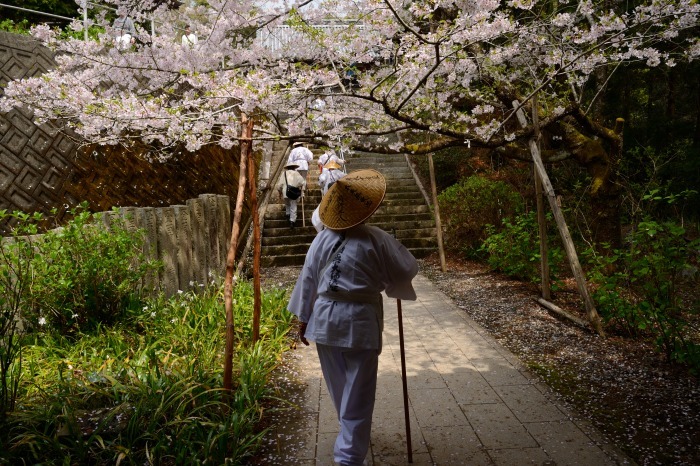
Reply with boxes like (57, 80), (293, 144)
(261, 244), (437, 267)
(344, 152), (408, 161)
(263, 217), (436, 233)
(267, 203), (431, 216)
(282, 188), (424, 204)
(266, 202), (430, 220)
(261, 254), (308, 267)
(335, 157), (412, 165)
(262, 242), (318, 256)
(345, 159), (411, 169)
(394, 237), (438, 249)
(262, 224), (436, 246)
(264, 208), (435, 226)
(262, 148), (437, 267)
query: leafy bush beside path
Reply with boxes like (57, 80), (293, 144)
(1, 281), (294, 465)
(0, 206), (296, 464)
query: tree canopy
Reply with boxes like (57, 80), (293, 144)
(1, 0), (698, 163)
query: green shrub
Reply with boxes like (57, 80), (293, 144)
(0, 19), (31, 35)
(481, 210), (565, 284)
(27, 204), (159, 334)
(410, 147), (471, 192)
(1, 205), (159, 418)
(586, 219), (700, 370)
(1, 280), (294, 464)
(438, 175), (523, 257)
(0, 210), (42, 417)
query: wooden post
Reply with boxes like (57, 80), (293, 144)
(531, 94), (551, 300)
(535, 172), (551, 300)
(397, 299), (413, 463)
(223, 114), (252, 394)
(83, 1), (88, 42)
(427, 153), (447, 272)
(512, 101), (604, 336)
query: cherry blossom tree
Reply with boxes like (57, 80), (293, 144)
(1, 0), (697, 159)
(1, 0), (698, 385)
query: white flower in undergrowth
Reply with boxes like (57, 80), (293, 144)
(38, 317), (46, 326)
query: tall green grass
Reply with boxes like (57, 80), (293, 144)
(0, 281), (294, 465)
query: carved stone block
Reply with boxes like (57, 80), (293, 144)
(187, 197), (208, 288)
(156, 207), (179, 296)
(173, 205), (194, 291)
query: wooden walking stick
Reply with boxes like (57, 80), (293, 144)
(301, 189), (306, 227)
(397, 299), (413, 463)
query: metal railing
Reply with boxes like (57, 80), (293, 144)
(0, 2), (156, 42)
(255, 24), (361, 53)
(1, 3), (357, 51)
(0, 3), (74, 23)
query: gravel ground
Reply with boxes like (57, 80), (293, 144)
(256, 257), (699, 466)
(418, 255), (699, 466)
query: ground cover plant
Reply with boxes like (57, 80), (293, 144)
(0, 207), (295, 465)
(1, 280), (293, 465)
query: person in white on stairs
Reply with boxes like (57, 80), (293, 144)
(181, 25), (198, 47)
(287, 142), (314, 182)
(112, 10), (137, 50)
(312, 160), (347, 232)
(287, 169), (418, 466)
(317, 148), (346, 175)
(276, 163), (306, 229)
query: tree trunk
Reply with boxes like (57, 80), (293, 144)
(223, 115), (251, 394)
(246, 120), (261, 343)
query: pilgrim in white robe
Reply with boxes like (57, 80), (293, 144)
(288, 225), (417, 465)
(287, 146), (314, 179)
(318, 169), (347, 196)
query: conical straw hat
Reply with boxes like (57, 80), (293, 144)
(324, 160), (342, 171)
(319, 169), (386, 230)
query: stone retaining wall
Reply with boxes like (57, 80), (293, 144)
(109, 194), (231, 297)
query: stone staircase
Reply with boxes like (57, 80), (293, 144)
(260, 150), (437, 266)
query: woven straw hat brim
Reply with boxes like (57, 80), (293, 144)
(324, 160), (342, 170)
(319, 169), (386, 230)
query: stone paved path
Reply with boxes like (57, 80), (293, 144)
(258, 273), (634, 466)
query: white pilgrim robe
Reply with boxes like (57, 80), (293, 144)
(318, 169), (346, 196)
(287, 225), (418, 351)
(318, 151), (346, 170)
(287, 146), (314, 172)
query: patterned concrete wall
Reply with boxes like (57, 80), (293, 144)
(0, 31), (76, 226)
(104, 194), (232, 296)
(0, 32), (246, 238)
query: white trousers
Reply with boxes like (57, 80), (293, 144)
(284, 198), (298, 222)
(316, 343), (378, 466)
(311, 206), (323, 233)
(115, 34), (132, 50)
